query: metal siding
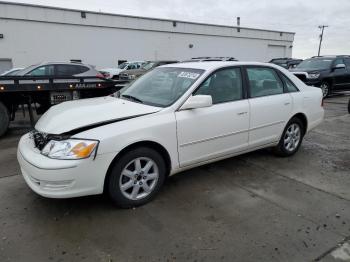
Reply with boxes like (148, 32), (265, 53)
(0, 2), (294, 68)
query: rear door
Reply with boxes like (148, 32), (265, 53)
(245, 66), (293, 148)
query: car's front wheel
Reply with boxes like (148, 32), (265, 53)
(274, 117), (304, 157)
(107, 147), (166, 208)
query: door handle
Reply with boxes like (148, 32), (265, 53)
(237, 112), (248, 115)
(284, 102), (291, 106)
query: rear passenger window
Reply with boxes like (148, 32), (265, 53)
(247, 67), (284, 98)
(194, 68), (243, 104)
(281, 74), (299, 93)
(56, 65), (89, 76)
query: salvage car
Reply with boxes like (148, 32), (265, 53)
(0, 67), (24, 76)
(291, 56), (350, 97)
(17, 62), (324, 208)
(268, 58), (303, 69)
(99, 61), (146, 79)
(119, 60), (178, 80)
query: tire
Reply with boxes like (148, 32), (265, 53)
(107, 147), (166, 208)
(320, 81), (331, 98)
(273, 117), (304, 157)
(0, 102), (10, 137)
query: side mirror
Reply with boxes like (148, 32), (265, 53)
(333, 63), (346, 70)
(180, 95), (212, 110)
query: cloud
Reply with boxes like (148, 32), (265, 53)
(5, 0), (350, 58)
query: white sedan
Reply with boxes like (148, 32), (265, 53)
(17, 62), (324, 208)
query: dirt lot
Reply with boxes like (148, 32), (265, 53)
(0, 95), (349, 262)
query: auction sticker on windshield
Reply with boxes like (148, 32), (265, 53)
(178, 72), (200, 79)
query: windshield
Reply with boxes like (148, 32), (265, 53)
(118, 62), (128, 69)
(119, 67), (204, 107)
(142, 62), (156, 70)
(16, 64), (39, 75)
(296, 59), (333, 70)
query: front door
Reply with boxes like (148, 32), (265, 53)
(176, 67), (249, 167)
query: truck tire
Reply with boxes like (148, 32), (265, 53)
(0, 102), (10, 137)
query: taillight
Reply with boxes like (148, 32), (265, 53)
(96, 73), (104, 78)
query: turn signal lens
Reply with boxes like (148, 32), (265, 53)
(71, 142), (97, 158)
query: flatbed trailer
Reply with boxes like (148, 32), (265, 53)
(0, 76), (129, 137)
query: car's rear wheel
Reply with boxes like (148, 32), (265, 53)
(320, 81), (331, 98)
(0, 102), (10, 137)
(274, 117), (304, 157)
(107, 147), (166, 208)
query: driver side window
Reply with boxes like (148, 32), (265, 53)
(194, 68), (243, 104)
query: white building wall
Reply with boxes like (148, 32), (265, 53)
(0, 2), (294, 69)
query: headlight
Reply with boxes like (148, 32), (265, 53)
(128, 74), (136, 80)
(307, 73), (320, 79)
(41, 139), (99, 160)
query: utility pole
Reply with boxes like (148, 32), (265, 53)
(318, 25), (328, 56)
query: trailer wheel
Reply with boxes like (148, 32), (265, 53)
(0, 102), (10, 137)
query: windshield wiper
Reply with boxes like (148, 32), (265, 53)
(121, 94), (144, 104)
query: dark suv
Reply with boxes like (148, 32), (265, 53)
(269, 58), (303, 69)
(291, 56), (350, 97)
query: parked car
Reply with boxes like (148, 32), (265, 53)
(99, 61), (146, 79)
(0, 67), (24, 76)
(119, 60), (178, 80)
(17, 62), (324, 208)
(268, 58), (303, 69)
(291, 56), (350, 97)
(16, 62), (101, 77)
(182, 57), (238, 62)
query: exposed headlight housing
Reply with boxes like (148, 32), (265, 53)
(307, 73), (320, 79)
(41, 139), (99, 160)
(128, 74), (137, 80)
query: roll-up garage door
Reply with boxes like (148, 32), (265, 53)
(267, 45), (286, 60)
(0, 59), (13, 74)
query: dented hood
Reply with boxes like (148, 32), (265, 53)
(35, 96), (161, 135)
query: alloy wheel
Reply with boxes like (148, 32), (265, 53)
(283, 123), (301, 152)
(119, 157), (159, 200)
(320, 83), (329, 98)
